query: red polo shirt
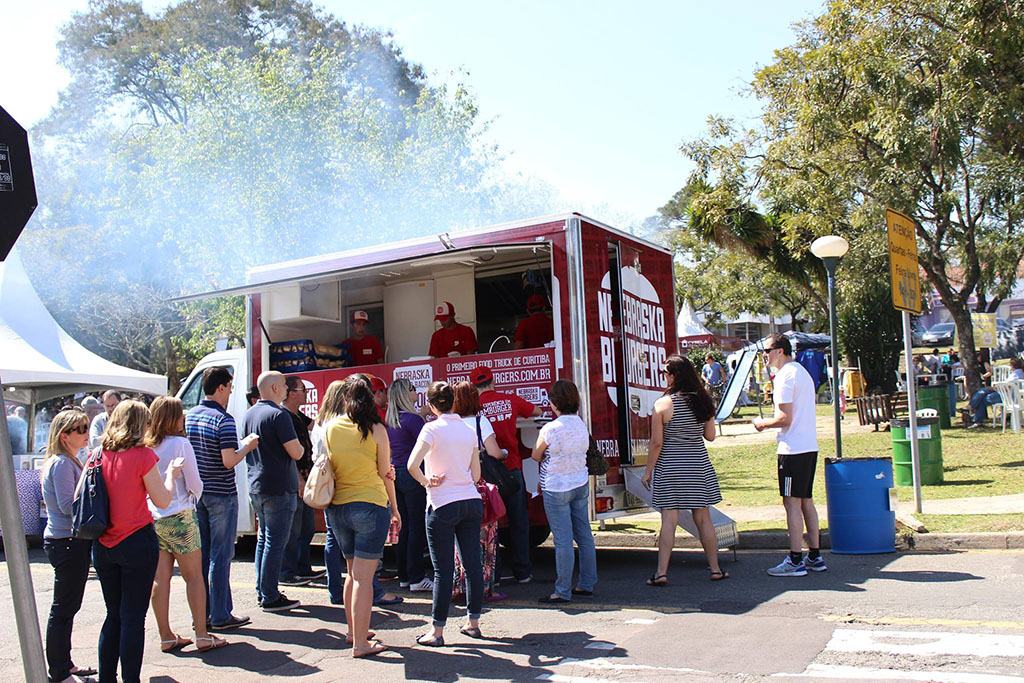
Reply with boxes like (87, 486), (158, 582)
(344, 335), (384, 365)
(514, 313), (554, 348)
(429, 323), (478, 357)
(478, 390), (537, 470)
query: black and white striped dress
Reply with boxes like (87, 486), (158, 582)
(651, 393), (722, 510)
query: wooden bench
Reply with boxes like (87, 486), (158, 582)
(854, 392), (910, 430)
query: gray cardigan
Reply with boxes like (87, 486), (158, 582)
(41, 455), (84, 539)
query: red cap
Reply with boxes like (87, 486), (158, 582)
(434, 301), (455, 321)
(526, 294), (547, 313)
(352, 310), (369, 322)
(366, 374), (387, 392)
(470, 365), (493, 386)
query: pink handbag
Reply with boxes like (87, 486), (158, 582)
(478, 481), (506, 525)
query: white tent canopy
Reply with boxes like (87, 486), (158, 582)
(677, 300), (713, 337)
(1, 249), (167, 406)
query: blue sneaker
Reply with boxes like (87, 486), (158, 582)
(803, 554), (828, 572)
(767, 556), (807, 577)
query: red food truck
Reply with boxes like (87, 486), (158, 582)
(175, 213), (737, 548)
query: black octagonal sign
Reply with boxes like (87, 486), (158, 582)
(0, 104), (38, 261)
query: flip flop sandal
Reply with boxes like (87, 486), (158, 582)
(195, 635), (229, 652)
(69, 666), (97, 677)
(160, 635), (193, 652)
(352, 642), (389, 658)
(346, 631), (376, 644)
(646, 574), (668, 587)
(416, 634), (446, 647)
(710, 571), (730, 581)
(460, 626), (483, 639)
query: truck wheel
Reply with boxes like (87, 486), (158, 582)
(497, 524), (551, 548)
(529, 524), (551, 547)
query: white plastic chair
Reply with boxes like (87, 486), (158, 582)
(915, 408), (938, 419)
(993, 381), (1022, 433)
(994, 365), (1012, 383)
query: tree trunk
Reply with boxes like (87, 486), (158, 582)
(950, 306), (981, 397)
(163, 331), (180, 394)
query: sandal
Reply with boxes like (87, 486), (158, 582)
(460, 626), (483, 639)
(346, 630), (376, 644)
(646, 574), (668, 587)
(352, 642), (389, 658)
(194, 634), (229, 651)
(68, 666), (97, 677)
(416, 633), (445, 647)
(710, 570), (730, 581)
(160, 635), (193, 652)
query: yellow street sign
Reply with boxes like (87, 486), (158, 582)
(971, 312), (997, 348)
(886, 209), (921, 314)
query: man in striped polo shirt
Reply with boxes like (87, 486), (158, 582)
(186, 366), (259, 630)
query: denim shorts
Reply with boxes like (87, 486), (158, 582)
(327, 501), (390, 560)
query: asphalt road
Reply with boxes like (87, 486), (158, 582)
(2, 544), (1023, 682)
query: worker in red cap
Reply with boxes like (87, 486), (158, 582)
(513, 295), (554, 350)
(471, 364), (541, 583)
(428, 301), (478, 357)
(366, 374), (388, 421)
(343, 310), (384, 365)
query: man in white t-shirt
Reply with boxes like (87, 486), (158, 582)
(753, 333), (825, 577)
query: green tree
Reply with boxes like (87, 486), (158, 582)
(746, 0), (1024, 394)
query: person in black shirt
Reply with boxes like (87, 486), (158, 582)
(280, 376), (323, 585)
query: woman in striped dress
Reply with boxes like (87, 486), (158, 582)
(641, 354), (726, 584)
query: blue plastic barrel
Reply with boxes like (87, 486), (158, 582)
(824, 456), (895, 554)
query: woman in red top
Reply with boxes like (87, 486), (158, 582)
(92, 400), (182, 683)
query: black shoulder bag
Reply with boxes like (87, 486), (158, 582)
(476, 415), (520, 498)
(72, 448), (110, 540)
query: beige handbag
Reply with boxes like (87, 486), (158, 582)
(302, 453), (335, 509)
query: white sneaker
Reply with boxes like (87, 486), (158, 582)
(399, 581), (411, 588)
(803, 554), (828, 572)
(408, 578), (435, 592)
(766, 556), (807, 577)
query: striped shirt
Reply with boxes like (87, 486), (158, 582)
(185, 399), (240, 496)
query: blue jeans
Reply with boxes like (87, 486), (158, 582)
(250, 492), (297, 604)
(542, 483), (598, 600)
(503, 468), (533, 580)
(426, 498), (484, 626)
(394, 465), (428, 584)
(970, 388), (1001, 424)
(196, 492), (238, 625)
(323, 509), (387, 603)
(92, 525), (159, 683)
(282, 493), (316, 578)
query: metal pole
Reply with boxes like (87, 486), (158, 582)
(824, 257), (843, 459)
(0, 379), (48, 682)
(901, 313), (923, 513)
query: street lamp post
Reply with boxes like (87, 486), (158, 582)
(811, 235), (850, 459)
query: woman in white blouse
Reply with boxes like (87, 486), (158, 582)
(530, 380), (597, 603)
(145, 397), (226, 652)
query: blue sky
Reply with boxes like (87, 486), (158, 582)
(3, 0), (823, 222)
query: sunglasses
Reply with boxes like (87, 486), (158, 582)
(66, 426), (88, 435)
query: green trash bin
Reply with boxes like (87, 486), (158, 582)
(890, 416), (944, 486)
(917, 382), (952, 429)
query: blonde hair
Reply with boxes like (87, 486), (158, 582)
(316, 380), (346, 426)
(44, 409), (89, 468)
(145, 396), (184, 447)
(101, 400), (150, 452)
(385, 378), (418, 427)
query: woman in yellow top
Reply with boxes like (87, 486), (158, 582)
(325, 374), (400, 659)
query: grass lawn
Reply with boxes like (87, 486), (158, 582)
(914, 514), (1024, 533)
(710, 424), (1024, 508)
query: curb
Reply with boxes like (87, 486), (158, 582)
(587, 531), (1024, 551)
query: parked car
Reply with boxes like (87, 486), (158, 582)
(922, 322), (955, 346)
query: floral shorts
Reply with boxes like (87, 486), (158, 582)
(154, 509), (201, 556)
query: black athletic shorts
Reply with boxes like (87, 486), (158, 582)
(777, 451), (818, 498)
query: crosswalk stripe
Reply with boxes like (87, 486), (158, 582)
(826, 629), (1024, 658)
(783, 663), (1024, 682)
(821, 614), (1024, 631)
